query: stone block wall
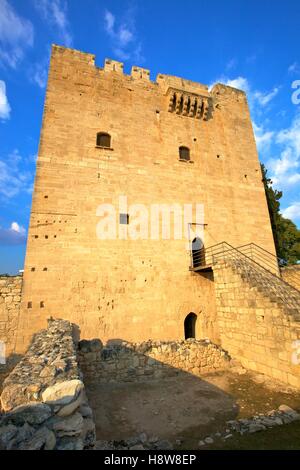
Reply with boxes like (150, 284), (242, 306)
(0, 319), (95, 450)
(214, 261), (300, 388)
(78, 338), (231, 384)
(0, 275), (22, 361)
(281, 266), (300, 291)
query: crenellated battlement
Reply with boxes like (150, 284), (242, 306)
(131, 65), (150, 80)
(104, 58), (124, 73)
(51, 45), (246, 102)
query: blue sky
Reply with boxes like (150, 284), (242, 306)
(0, 0), (300, 274)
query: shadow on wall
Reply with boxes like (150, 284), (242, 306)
(78, 338), (239, 442)
(0, 354), (23, 396)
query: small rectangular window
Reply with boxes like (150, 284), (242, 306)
(119, 213), (129, 225)
(96, 133), (111, 148)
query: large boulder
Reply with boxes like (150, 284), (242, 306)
(41, 379), (84, 417)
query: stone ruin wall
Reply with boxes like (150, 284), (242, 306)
(0, 317), (232, 450)
(0, 275), (22, 363)
(0, 319), (96, 450)
(78, 338), (231, 384)
(213, 261), (300, 388)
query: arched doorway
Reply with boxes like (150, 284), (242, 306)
(184, 312), (197, 339)
(192, 237), (205, 268)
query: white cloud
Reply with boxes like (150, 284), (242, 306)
(246, 54), (257, 64)
(270, 148), (298, 177)
(276, 114), (300, 156)
(281, 202), (300, 221)
(210, 76), (281, 158)
(0, 221), (26, 245)
(0, 80), (10, 119)
(104, 11), (115, 35)
(253, 87), (279, 106)
(103, 9), (144, 63)
(288, 62), (300, 75)
(0, 0), (34, 68)
(253, 122), (274, 152)
(29, 53), (50, 88)
(0, 149), (33, 198)
(219, 76), (250, 93)
(31, 63), (48, 88)
(225, 58), (237, 71)
(268, 114), (300, 188)
(11, 221), (26, 234)
(211, 76), (279, 109)
(35, 0), (72, 47)
(210, 73), (297, 218)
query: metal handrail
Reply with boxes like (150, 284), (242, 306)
(190, 241), (300, 316)
(191, 241), (300, 290)
(237, 243), (300, 288)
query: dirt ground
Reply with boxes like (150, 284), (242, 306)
(85, 370), (300, 448)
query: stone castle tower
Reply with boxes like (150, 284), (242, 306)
(16, 45), (277, 353)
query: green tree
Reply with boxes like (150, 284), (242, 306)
(261, 163), (300, 264)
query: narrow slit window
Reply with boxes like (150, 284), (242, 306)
(179, 146), (190, 161)
(119, 213), (129, 225)
(96, 132), (111, 148)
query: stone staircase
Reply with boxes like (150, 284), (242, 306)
(193, 241), (300, 322)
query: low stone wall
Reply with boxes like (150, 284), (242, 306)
(281, 265), (300, 291)
(0, 319), (95, 450)
(78, 338), (231, 383)
(0, 275), (22, 361)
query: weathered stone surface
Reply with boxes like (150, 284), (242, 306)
(94, 440), (114, 450)
(79, 404), (93, 419)
(204, 437), (214, 444)
(0, 320), (95, 451)
(278, 404), (299, 416)
(79, 339), (231, 384)
(248, 423), (266, 433)
(1, 384), (30, 412)
(81, 418), (96, 447)
(56, 437), (84, 450)
(0, 275), (22, 358)
(130, 444), (145, 450)
(42, 379), (84, 417)
(0, 424), (18, 447)
(6, 423), (35, 450)
(52, 412), (84, 437)
(18, 427), (56, 450)
(156, 439), (173, 450)
(2, 403), (51, 426)
(213, 261), (300, 389)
